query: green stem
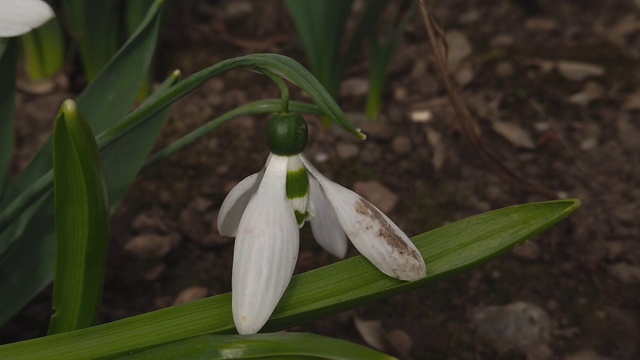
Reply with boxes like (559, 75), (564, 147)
(260, 69), (289, 113)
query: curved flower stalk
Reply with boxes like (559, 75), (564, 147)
(0, 0), (54, 37)
(218, 113), (426, 334)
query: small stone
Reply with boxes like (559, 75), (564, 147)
(336, 142), (359, 159)
(563, 349), (612, 360)
(391, 136), (412, 155)
(445, 30), (472, 68)
(173, 286), (208, 305)
(557, 60), (605, 81)
(354, 181), (398, 213)
(410, 109), (433, 123)
(340, 78), (369, 97)
(607, 263), (640, 283)
(617, 117), (640, 151)
(512, 241), (541, 260)
(622, 91), (640, 111)
(132, 208), (173, 233)
(525, 18), (557, 32)
(224, 1), (253, 18)
(492, 121), (536, 149)
(180, 207), (208, 242)
(471, 302), (551, 357)
(124, 232), (181, 259)
(495, 61), (514, 78)
(490, 34), (514, 47)
(393, 86), (408, 101)
(142, 264), (166, 281)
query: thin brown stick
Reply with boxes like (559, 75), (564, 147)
(418, 0), (556, 198)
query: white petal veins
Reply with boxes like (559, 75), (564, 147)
(301, 155), (426, 281)
(217, 170), (263, 237)
(231, 155), (299, 334)
(308, 176), (348, 258)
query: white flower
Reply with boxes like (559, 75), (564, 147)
(218, 153), (426, 334)
(0, 0), (54, 37)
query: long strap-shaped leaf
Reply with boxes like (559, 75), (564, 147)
(0, 200), (579, 359)
(0, 39), (17, 200)
(0, 1), (165, 327)
(49, 100), (109, 334)
(122, 333), (394, 360)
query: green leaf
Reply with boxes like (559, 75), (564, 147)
(49, 100), (109, 334)
(62, 0), (121, 81)
(285, 0), (354, 97)
(0, 200), (579, 359)
(121, 333), (394, 360)
(0, 39), (17, 200)
(0, 1), (164, 327)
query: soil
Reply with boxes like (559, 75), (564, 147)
(2, 0), (639, 359)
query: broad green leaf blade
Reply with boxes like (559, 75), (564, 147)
(62, 0), (120, 81)
(49, 100), (109, 334)
(0, 39), (17, 199)
(0, 200), (579, 359)
(103, 69), (180, 211)
(0, 1), (164, 327)
(122, 333), (394, 360)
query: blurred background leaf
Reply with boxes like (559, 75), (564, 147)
(0, 39), (17, 200)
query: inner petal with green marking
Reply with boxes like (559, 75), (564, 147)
(286, 156), (310, 227)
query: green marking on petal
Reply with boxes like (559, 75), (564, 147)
(294, 210), (306, 226)
(286, 168), (309, 199)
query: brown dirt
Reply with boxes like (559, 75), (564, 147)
(2, 0), (639, 359)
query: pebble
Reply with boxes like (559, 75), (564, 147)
(607, 263), (640, 283)
(354, 181), (398, 213)
(495, 61), (514, 78)
(173, 286), (209, 305)
(124, 232), (181, 259)
(340, 78), (369, 97)
(132, 208), (173, 233)
(525, 18), (558, 32)
(410, 109), (433, 123)
(512, 241), (541, 261)
(391, 136), (412, 155)
(336, 142), (359, 159)
(142, 264), (166, 281)
(557, 60), (605, 81)
(445, 30), (473, 67)
(470, 302), (552, 358)
(563, 349), (612, 360)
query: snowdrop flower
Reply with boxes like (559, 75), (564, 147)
(218, 113), (426, 334)
(0, 0), (54, 37)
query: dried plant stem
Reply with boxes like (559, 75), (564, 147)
(418, 0), (556, 198)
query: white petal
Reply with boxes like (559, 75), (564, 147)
(232, 155), (299, 334)
(309, 176), (348, 258)
(0, 0), (54, 37)
(301, 156), (426, 281)
(218, 170), (263, 237)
